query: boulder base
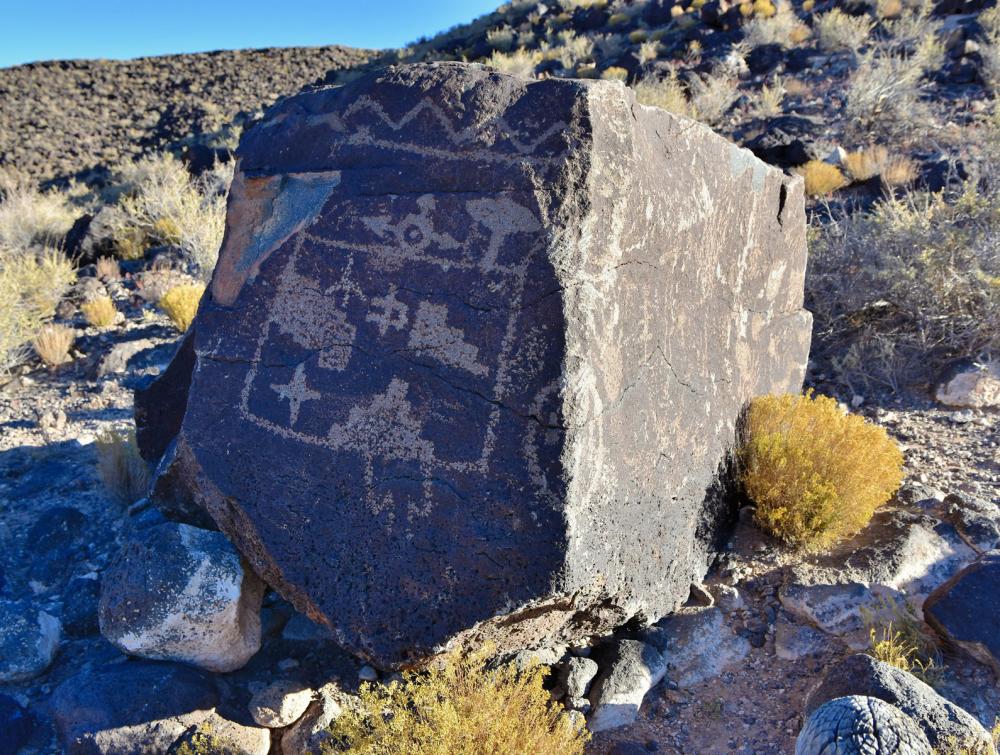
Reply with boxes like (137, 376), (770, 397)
(140, 62), (811, 667)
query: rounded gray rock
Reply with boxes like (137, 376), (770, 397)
(0, 599), (60, 682)
(796, 696), (932, 755)
(249, 680), (313, 728)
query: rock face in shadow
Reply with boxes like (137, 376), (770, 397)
(137, 61), (812, 668)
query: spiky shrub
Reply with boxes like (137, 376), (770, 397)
(807, 182), (1000, 390)
(96, 428), (151, 505)
(81, 296), (118, 329)
(632, 72), (690, 117)
(845, 50), (928, 140)
(861, 596), (942, 685)
(158, 283), (205, 332)
(739, 392), (904, 551)
(323, 647), (588, 755)
(33, 324), (75, 368)
(0, 248), (76, 374)
(795, 160), (848, 196)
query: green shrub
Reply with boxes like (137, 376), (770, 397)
(324, 646), (588, 754)
(740, 391), (904, 550)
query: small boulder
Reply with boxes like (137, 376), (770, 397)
(775, 620), (829, 661)
(248, 679), (314, 728)
(167, 712), (270, 755)
(796, 696), (932, 755)
(559, 656), (599, 699)
(943, 493), (1000, 553)
(779, 582), (901, 650)
(52, 661), (219, 754)
(99, 521), (265, 672)
(804, 653), (993, 750)
(281, 683), (348, 755)
(935, 362), (1000, 409)
(0, 599), (60, 682)
(587, 639), (667, 732)
(923, 552), (1000, 677)
(641, 607), (750, 687)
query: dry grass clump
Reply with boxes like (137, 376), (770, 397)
(81, 296), (118, 329)
(323, 646), (588, 755)
(843, 146), (918, 186)
(862, 596), (942, 685)
(33, 324), (75, 368)
(96, 428), (151, 505)
(740, 391), (904, 551)
(795, 160), (849, 196)
(486, 48), (542, 78)
(158, 283), (205, 332)
(752, 76), (786, 118)
(0, 170), (78, 251)
(0, 248), (77, 374)
(601, 66), (629, 81)
(95, 256), (121, 281)
(111, 154), (230, 279)
(939, 720), (1000, 755)
(814, 8), (873, 53)
(743, 2), (809, 48)
(808, 182), (1000, 390)
(845, 49), (930, 139)
(633, 71), (691, 116)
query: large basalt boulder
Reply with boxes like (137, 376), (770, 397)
(796, 696), (932, 755)
(138, 61), (811, 667)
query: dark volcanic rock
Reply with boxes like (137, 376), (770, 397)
(141, 61), (811, 667)
(924, 551), (1000, 676)
(0, 693), (33, 752)
(134, 328), (196, 463)
(804, 653), (992, 750)
(51, 661), (219, 754)
(796, 696), (932, 755)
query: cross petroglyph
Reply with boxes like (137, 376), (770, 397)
(270, 363), (320, 426)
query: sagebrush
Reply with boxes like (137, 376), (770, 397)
(323, 646), (588, 755)
(740, 391), (904, 550)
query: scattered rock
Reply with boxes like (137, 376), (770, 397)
(95, 338), (159, 378)
(642, 607), (750, 687)
(796, 696), (932, 755)
(51, 661), (219, 754)
(924, 552), (1000, 676)
(98, 521), (265, 672)
(358, 664), (378, 683)
(0, 598), (60, 682)
(588, 639), (667, 732)
(713, 584), (744, 614)
(146, 60), (811, 668)
(248, 679), (314, 728)
(280, 683), (348, 755)
(167, 713), (270, 755)
(779, 582), (902, 650)
(560, 656), (599, 699)
(775, 619), (829, 661)
(804, 653), (992, 750)
(61, 575), (101, 637)
(935, 362), (1000, 409)
(942, 493), (1000, 553)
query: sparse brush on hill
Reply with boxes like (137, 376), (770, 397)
(110, 154), (230, 279)
(323, 646), (588, 755)
(807, 177), (1000, 391)
(740, 391), (904, 551)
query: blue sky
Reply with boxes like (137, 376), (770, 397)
(1, 0), (500, 68)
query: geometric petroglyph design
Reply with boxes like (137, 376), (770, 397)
(365, 291), (409, 336)
(408, 302), (488, 377)
(271, 363), (320, 426)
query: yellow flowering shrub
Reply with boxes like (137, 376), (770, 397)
(740, 391), (904, 550)
(324, 646), (588, 755)
(158, 283), (205, 332)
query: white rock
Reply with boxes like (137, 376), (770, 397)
(936, 363), (1000, 409)
(281, 683), (348, 754)
(0, 600), (60, 682)
(642, 607), (750, 687)
(249, 679), (314, 728)
(587, 640), (666, 732)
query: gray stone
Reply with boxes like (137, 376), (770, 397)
(796, 696), (932, 755)
(98, 521), (265, 672)
(248, 679), (314, 728)
(713, 584), (744, 614)
(95, 338), (157, 378)
(0, 599), (60, 682)
(358, 664), (378, 682)
(139, 61), (811, 667)
(588, 639), (667, 732)
(565, 696), (591, 714)
(642, 607), (750, 687)
(280, 683), (349, 755)
(52, 661), (219, 754)
(282, 611), (335, 642)
(560, 656), (599, 699)
(779, 582), (903, 650)
(804, 653), (993, 750)
(167, 713), (270, 755)
(924, 552), (1000, 677)
(943, 493), (1000, 553)
(775, 620), (829, 661)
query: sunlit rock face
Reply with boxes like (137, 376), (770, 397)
(139, 61), (811, 668)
